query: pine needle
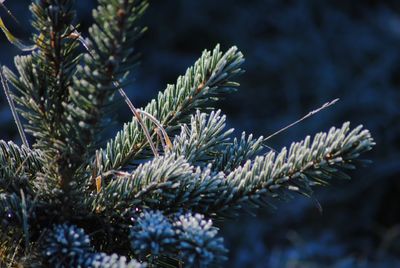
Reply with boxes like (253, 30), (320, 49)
(0, 67), (29, 148)
(0, 17), (35, 51)
(137, 109), (173, 150)
(115, 83), (159, 156)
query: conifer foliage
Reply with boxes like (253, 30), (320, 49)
(0, 0), (375, 267)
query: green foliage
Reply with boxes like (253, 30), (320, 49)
(93, 121), (373, 219)
(130, 210), (176, 257)
(42, 224), (92, 267)
(3, 0), (81, 190)
(130, 211), (227, 267)
(0, 141), (43, 193)
(94, 44), (244, 175)
(0, 0), (374, 267)
(66, 0), (147, 158)
(171, 110), (233, 166)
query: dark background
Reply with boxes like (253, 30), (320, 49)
(1, 0), (400, 267)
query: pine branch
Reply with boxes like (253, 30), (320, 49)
(94, 45), (244, 176)
(130, 210), (177, 259)
(3, 0), (80, 190)
(0, 0), (377, 265)
(173, 212), (227, 266)
(168, 109), (264, 171)
(0, 193), (26, 265)
(41, 223), (92, 267)
(0, 68), (28, 148)
(92, 123), (374, 218)
(0, 140), (43, 194)
(211, 132), (264, 173)
(130, 210), (227, 266)
(152, 109), (263, 171)
(210, 122), (375, 216)
(40, 223), (146, 267)
(0, 192), (28, 231)
(170, 110), (233, 166)
(65, 0), (148, 162)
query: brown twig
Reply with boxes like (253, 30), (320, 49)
(264, 98), (339, 142)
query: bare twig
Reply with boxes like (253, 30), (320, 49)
(0, 0), (21, 26)
(137, 109), (172, 150)
(264, 98), (339, 142)
(19, 189), (29, 251)
(115, 83), (159, 156)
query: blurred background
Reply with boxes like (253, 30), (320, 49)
(1, 0), (400, 267)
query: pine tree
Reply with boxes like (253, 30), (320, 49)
(0, 0), (375, 267)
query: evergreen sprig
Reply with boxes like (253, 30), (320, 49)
(170, 110), (233, 166)
(0, 140), (43, 194)
(41, 223), (147, 268)
(211, 132), (264, 173)
(0, 0), (375, 267)
(173, 212), (227, 266)
(0, 193), (26, 229)
(42, 224), (92, 267)
(94, 44), (244, 176)
(93, 122), (374, 218)
(3, 0), (80, 189)
(129, 210), (226, 267)
(129, 210), (176, 257)
(65, 0), (148, 162)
